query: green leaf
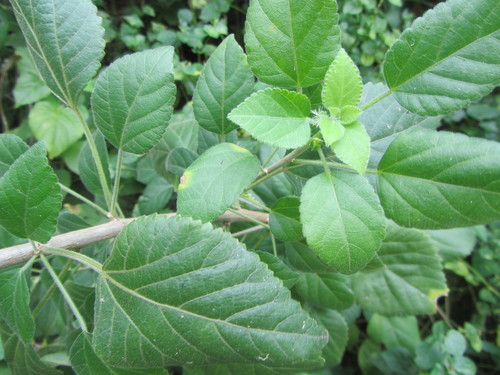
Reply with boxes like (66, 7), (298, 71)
(300, 172), (386, 274)
(0, 266), (35, 344)
(165, 147), (199, 177)
(359, 83), (440, 168)
(29, 100), (83, 158)
(322, 49), (362, 109)
(70, 333), (167, 375)
(79, 131), (112, 196)
(294, 273), (354, 310)
(255, 251), (299, 289)
(93, 215), (328, 368)
(384, 0), (500, 116)
(92, 47), (176, 154)
(228, 88), (311, 149)
(193, 35), (254, 134)
(319, 115), (345, 147)
(377, 130), (500, 229)
(309, 310), (348, 368)
(0, 134), (29, 178)
(340, 106), (362, 125)
(10, 0), (105, 106)
(13, 47), (51, 108)
(427, 228), (476, 262)
(245, 0), (340, 88)
(444, 330), (466, 356)
(136, 177), (173, 215)
(332, 121), (370, 175)
(367, 314), (421, 353)
(269, 196), (303, 242)
(0, 142), (61, 243)
(0, 323), (61, 375)
(284, 242), (332, 273)
(177, 143), (261, 222)
(351, 222), (448, 315)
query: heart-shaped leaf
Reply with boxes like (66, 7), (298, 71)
(351, 222), (448, 315)
(177, 143), (261, 222)
(0, 142), (61, 243)
(300, 172), (386, 274)
(384, 0), (500, 115)
(92, 47), (176, 154)
(93, 215), (328, 368)
(193, 35), (254, 135)
(245, 0), (340, 88)
(228, 88), (311, 149)
(377, 130), (500, 229)
(10, 0), (105, 106)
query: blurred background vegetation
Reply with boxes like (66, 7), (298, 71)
(0, 1), (498, 374)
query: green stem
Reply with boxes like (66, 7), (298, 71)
(59, 183), (110, 217)
(32, 259), (73, 319)
(219, 133), (225, 143)
(359, 89), (392, 111)
(317, 147), (330, 175)
(262, 147), (280, 169)
(271, 234), (278, 257)
(247, 166), (287, 191)
(73, 106), (113, 210)
(40, 254), (88, 332)
(253, 144), (310, 182)
(228, 208), (270, 230)
(239, 196), (271, 212)
(293, 159), (379, 175)
(110, 148), (124, 217)
(41, 246), (103, 274)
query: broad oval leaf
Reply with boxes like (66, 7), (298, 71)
(294, 273), (354, 310)
(93, 215), (328, 368)
(427, 228), (476, 262)
(377, 130), (500, 229)
(285, 242), (333, 273)
(319, 115), (345, 147)
(384, 0), (500, 116)
(0, 266), (35, 344)
(269, 196), (303, 242)
(351, 222), (448, 315)
(29, 100), (83, 158)
(245, 0), (340, 88)
(136, 177), (173, 216)
(0, 134), (29, 177)
(300, 172), (386, 274)
(367, 314), (420, 353)
(10, 0), (105, 106)
(332, 121), (370, 175)
(92, 47), (176, 154)
(193, 35), (254, 134)
(228, 88), (311, 149)
(322, 49), (362, 110)
(165, 147), (199, 177)
(255, 251), (299, 289)
(177, 143), (261, 222)
(0, 142), (61, 243)
(309, 310), (348, 368)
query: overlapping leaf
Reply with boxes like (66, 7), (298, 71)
(332, 121), (370, 175)
(245, 0), (340, 88)
(384, 0), (500, 115)
(377, 130), (500, 229)
(294, 273), (354, 310)
(92, 47), (176, 154)
(367, 314), (420, 353)
(309, 310), (348, 368)
(0, 142), (61, 243)
(93, 215), (328, 368)
(193, 35), (254, 134)
(269, 196), (303, 242)
(177, 143), (261, 222)
(426, 228), (476, 262)
(300, 172), (386, 274)
(228, 88), (311, 149)
(351, 222), (448, 315)
(285, 242), (332, 274)
(79, 131), (112, 196)
(10, 0), (105, 106)
(0, 134), (28, 177)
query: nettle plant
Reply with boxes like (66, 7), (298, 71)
(0, 0), (499, 374)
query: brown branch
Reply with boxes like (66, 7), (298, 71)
(0, 209), (269, 269)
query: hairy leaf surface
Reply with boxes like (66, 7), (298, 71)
(93, 215), (328, 368)
(228, 88), (311, 149)
(92, 47), (175, 154)
(332, 121), (370, 175)
(0, 142), (61, 243)
(351, 223), (448, 315)
(378, 130), (500, 229)
(384, 0), (500, 115)
(300, 172), (386, 274)
(10, 0), (105, 106)
(177, 143), (261, 222)
(193, 35), (254, 134)
(0, 134), (29, 178)
(245, 0), (340, 88)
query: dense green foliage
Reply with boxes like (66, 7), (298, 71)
(0, 0), (499, 374)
